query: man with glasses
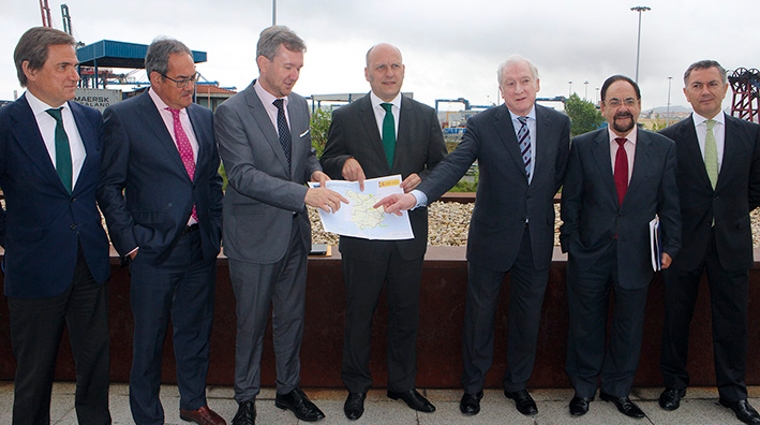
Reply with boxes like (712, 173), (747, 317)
(98, 37), (225, 425)
(560, 75), (681, 419)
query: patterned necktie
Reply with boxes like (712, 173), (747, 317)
(517, 116), (532, 180)
(45, 108), (73, 193)
(273, 99), (292, 168)
(614, 137), (628, 206)
(167, 107), (198, 221)
(704, 119), (719, 189)
(381, 103), (396, 167)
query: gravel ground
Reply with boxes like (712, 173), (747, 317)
(311, 202), (760, 248)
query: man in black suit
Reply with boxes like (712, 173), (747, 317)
(1, 26), (111, 425)
(98, 38), (225, 425)
(375, 55), (570, 417)
(658, 60), (760, 424)
(560, 75), (681, 419)
(320, 43), (447, 420)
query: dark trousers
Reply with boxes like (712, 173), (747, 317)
(461, 228), (550, 394)
(128, 230), (216, 425)
(660, 230), (749, 401)
(229, 220), (307, 402)
(8, 245), (111, 425)
(341, 241), (423, 394)
(565, 242), (649, 398)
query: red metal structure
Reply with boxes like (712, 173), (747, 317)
(39, 0), (52, 27)
(730, 67), (760, 124)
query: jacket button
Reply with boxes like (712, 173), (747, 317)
(70, 223), (77, 230)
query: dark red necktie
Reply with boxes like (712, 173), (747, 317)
(614, 137), (628, 206)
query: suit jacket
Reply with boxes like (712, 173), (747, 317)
(416, 103), (570, 271)
(215, 80), (319, 264)
(560, 127), (681, 289)
(97, 91), (223, 265)
(320, 93), (447, 261)
(660, 114), (760, 272)
(0, 95), (110, 298)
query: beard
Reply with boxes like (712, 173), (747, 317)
(612, 112), (635, 134)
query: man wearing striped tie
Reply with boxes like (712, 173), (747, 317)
(374, 55), (571, 417)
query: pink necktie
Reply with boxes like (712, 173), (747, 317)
(614, 137), (628, 206)
(167, 108), (198, 221)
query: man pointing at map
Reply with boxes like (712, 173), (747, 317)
(320, 42), (447, 420)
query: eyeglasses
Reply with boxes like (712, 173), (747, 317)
(604, 98), (638, 108)
(161, 72), (199, 88)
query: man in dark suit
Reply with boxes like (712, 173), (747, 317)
(215, 26), (345, 425)
(0, 26), (111, 425)
(658, 60), (760, 425)
(97, 38), (225, 425)
(560, 75), (681, 419)
(320, 43), (447, 420)
(374, 55), (570, 417)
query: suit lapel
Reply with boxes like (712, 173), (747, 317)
(493, 105), (527, 176)
(624, 129), (653, 208)
(135, 92), (192, 180)
(590, 129), (618, 206)
(69, 101), (97, 194)
(187, 104), (208, 180)
(533, 105), (553, 185)
(717, 114), (747, 192)
(245, 82), (291, 175)
(678, 115), (712, 190)
(358, 95), (389, 173)
(10, 95), (68, 189)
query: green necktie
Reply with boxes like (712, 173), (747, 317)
(704, 119), (718, 189)
(381, 103), (396, 167)
(45, 108), (73, 193)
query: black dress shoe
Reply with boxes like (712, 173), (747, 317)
(569, 395), (593, 416)
(275, 387), (325, 422)
(504, 389), (538, 416)
(459, 391), (483, 415)
(599, 392), (645, 418)
(719, 398), (760, 424)
(343, 393), (366, 421)
(231, 400), (255, 425)
(387, 389), (436, 413)
(659, 387), (686, 411)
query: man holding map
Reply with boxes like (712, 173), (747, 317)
(320, 42), (447, 420)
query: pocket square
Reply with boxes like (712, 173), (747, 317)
(300, 129), (310, 137)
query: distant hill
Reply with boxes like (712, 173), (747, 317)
(644, 105), (691, 114)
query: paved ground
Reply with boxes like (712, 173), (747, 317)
(1, 382), (758, 424)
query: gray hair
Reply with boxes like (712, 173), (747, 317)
(256, 25), (306, 62)
(145, 37), (192, 77)
(14, 27), (76, 87)
(497, 55), (539, 85)
(683, 60), (727, 86)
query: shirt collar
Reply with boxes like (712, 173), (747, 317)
(607, 126), (638, 146)
(370, 91), (402, 110)
(507, 105), (537, 122)
(692, 111), (725, 127)
(25, 90), (69, 118)
(253, 79), (287, 108)
(148, 87), (186, 115)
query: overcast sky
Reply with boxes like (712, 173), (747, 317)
(1, 0), (757, 112)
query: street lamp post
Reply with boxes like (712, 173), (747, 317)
(584, 80), (589, 101)
(272, 0), (277, 25)
(568, 81), (573, 98)
(631, 5), (651, 83)
(667, 76), (673, 127)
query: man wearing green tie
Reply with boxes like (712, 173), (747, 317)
(320, 43), (447, 421)
(0, 27), (111, 424)
(659, 60), (760, 425)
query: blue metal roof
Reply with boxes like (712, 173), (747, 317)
(77, 40), (207, 69)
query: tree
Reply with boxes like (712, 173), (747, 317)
(564, 93), (604, 137)
(310, 107), (332, 158)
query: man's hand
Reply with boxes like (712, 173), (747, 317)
(373, 193), (417, 216)
(661, 252), (673, 270)
(305, 187), (349, 213)
(311, 170), (330, 186)
(400, 173), (421, 193)
(341, 158), (366, 191)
